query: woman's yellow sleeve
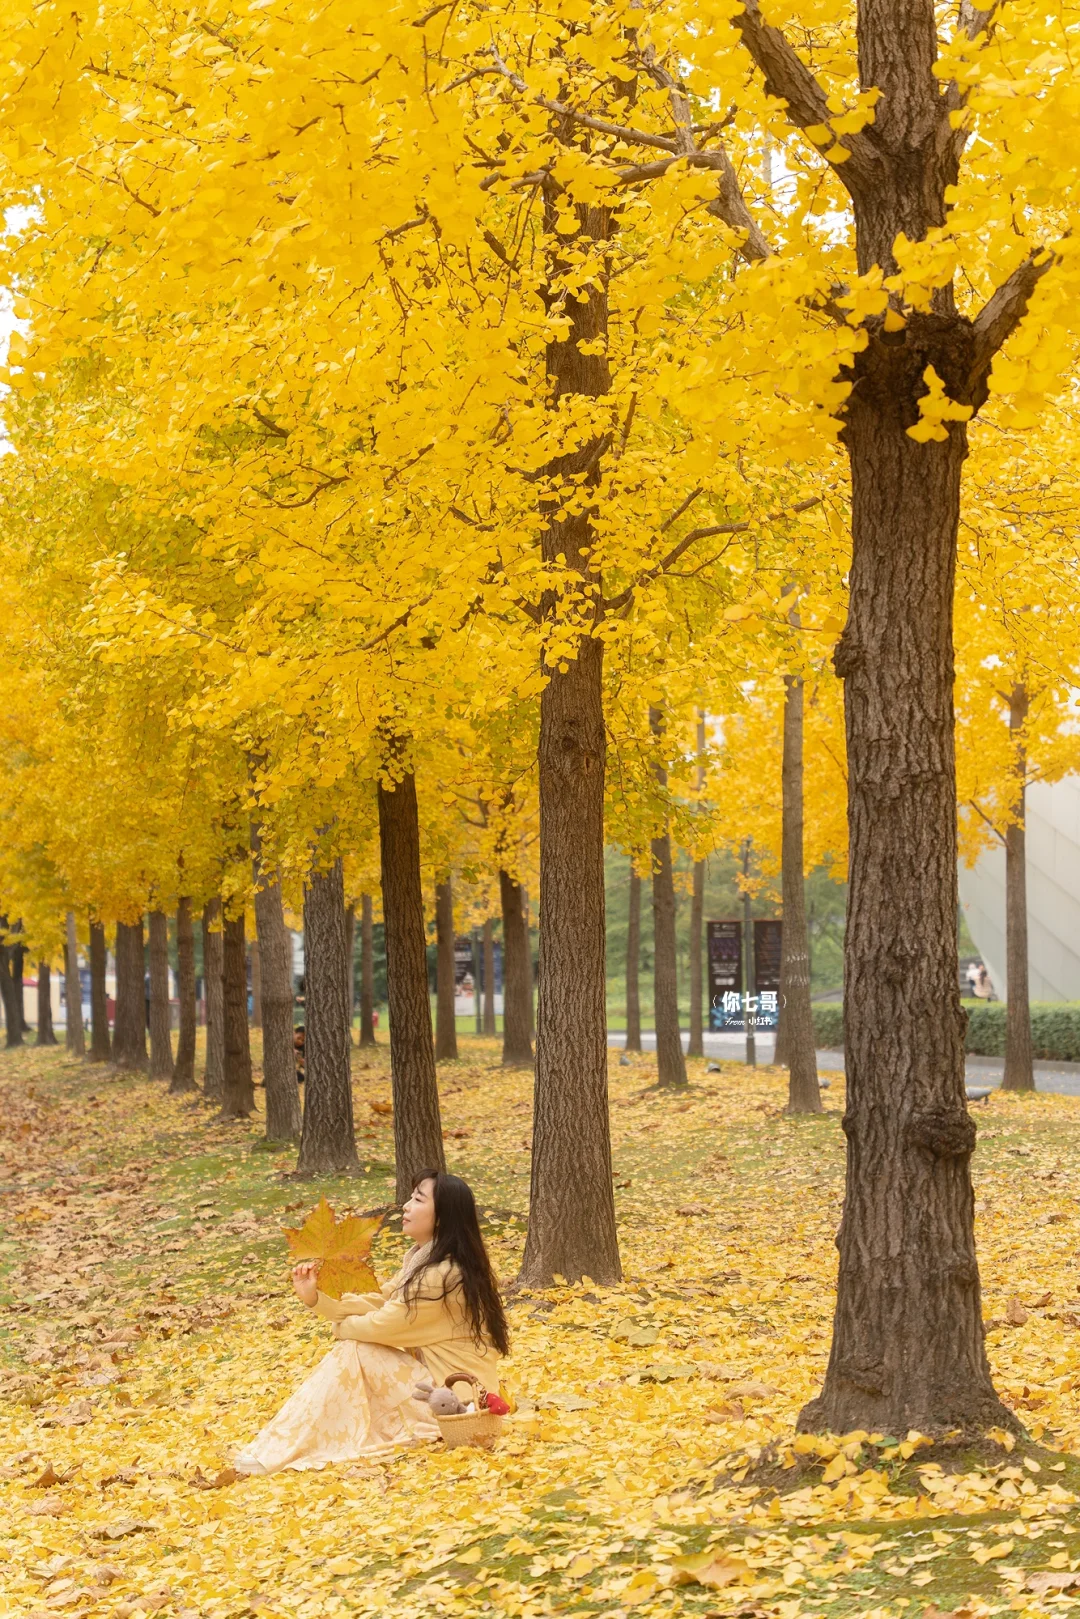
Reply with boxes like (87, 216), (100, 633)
(330, 1292), (450, 1349)
(310, 1290), (383, 1322)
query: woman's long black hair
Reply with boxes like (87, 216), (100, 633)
(402, 1171), (510, 1357)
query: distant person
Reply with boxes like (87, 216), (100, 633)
(974, 964), (994, 1001)
(966, 962), (980, 996)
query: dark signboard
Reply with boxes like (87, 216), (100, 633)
(707, 918), (782, 1032)
(454, 936), (475, 992)
(707, 920), (742, 1030)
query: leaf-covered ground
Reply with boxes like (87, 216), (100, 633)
(2, 1040), (1080, 1619)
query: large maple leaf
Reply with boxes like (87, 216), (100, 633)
(283, 1198), (383, 1299)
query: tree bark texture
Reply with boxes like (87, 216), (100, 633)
(483, 918), (497, 1036)
(89, 919), (111, 1063)
(524, 633), (620, 1284)
(625, 866), (642, 1053)
(36, 962), (57, 1045)
(295, 857), (357, 1172)
(220, 912), (255, 1119)
(251, 829), (303, 1141)
(777, 668), (821, 1112)
(0, 919), (25, 1046)
(202, 900), (224, 1099)
(521, 195), (621, 1286)
(250, 938), (262, 1029)
(687, 860), (705, 1059)
(802, 352), (1008, 1435)
(64, 911), (85, 1055)
(344, 904), (356, 1045)
(148, 909), (173, 1080)
(171, 898), (198, 1094)
(359, 892), (377, 1046)
(499, 869), (533, 1067)
(112, 918), (147, 1071)
(649, 709), (687, 1090)
(1002, 685), (1034, 1092)
(729, 0), (1040, 1440)
(434, 879), (458, 1061)
(378, 769), (445, 1200)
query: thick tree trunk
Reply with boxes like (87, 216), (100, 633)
(112, 918), (147, 1070)
(378, 769), (445, 1198)
(777, 667), (822, 1112)
(251, 829), (303, 1141)
(219, 913), (255, 1119)
(36, 962), (57, 1045)
(202, 900), (224, 1099)
(625, 866), (642, 1053)
(171, 898), (198, 1093)
(523, 635), (620, 1284)
(359, 892), (377, 1046)
(800, 363), (1010, 1435)
(434, 879), (458, 1061)
(345, 904), (356, 1045)
(250, 938), (262, 1029)
(64, 911), (84, 1054)
(483, 919), (497, 1036)
(88, 920), (111, 1063)
(1002, 684), (1034, 1093)
(296, 857), (358, 1172)
(521, 195), (620, 1286)
(499, 869), (533, 1067)
(148, 909), (173, 1080)
(649, 709), (687, 1090)
(687, 861), (705, 1059)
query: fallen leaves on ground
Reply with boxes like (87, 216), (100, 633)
(2, 1040), (1080, 1619)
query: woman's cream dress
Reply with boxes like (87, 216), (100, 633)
(233, 1245), (500, 1474)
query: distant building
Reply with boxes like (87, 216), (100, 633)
(959, 776), (1080, 1002)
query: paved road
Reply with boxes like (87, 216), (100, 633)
(608, 1030), (1080, 1097)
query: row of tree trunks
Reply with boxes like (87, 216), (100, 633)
(359, 893), (377, 1047)
(148, 909), (173, 1079)
(202, 900), (224, 1099)
(250, 938), (262, 1030)
(220, 913), (255, 1119)
(0, 920), (27, 1047)
(649, 709), (688, 1089)
(296, 858), (356, 1171)
(1002, 684), (1034, 1092)
(252, 827), (303, 1141)
(483, 919), (497, 1036)
(776, 662), (822, 1112)
(625, 867), (641, 1053)
(36, 962), (57, 1045)
(112, 919), (146, 1070)
(64, 911), (85, 1055)
(171, 899), (198, 1093)
(378, 767), (446, 1201)
(89, 920), (111, 1062)
(499, 869), (533, 1067)
(434, 878), (458, 1061)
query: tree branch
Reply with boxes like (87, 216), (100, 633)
(602, 496), (821, 612)
(969, 247), (1060, 405)
(731, 0), (880, 196)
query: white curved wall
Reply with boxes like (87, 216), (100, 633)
(958, 775), (1080, 1002)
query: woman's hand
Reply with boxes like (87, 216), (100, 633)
(291, 1261), (319, 1307)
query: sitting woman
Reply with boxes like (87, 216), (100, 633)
(234, 1170), (509, 1474)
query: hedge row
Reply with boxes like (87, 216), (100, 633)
(811, 1001), (1080, 1063)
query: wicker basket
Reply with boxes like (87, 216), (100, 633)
(434, 1373), (505, 1451)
